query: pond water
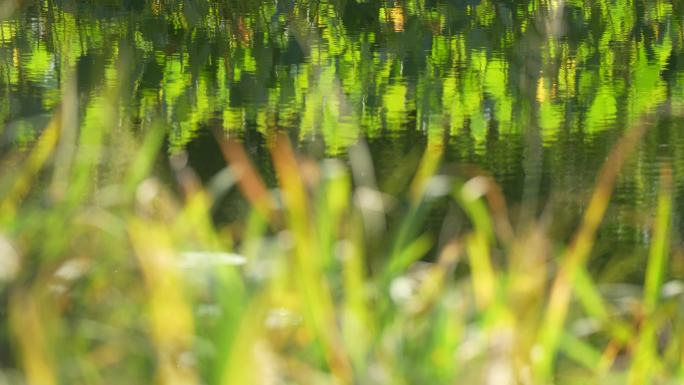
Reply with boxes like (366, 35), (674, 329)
(2, 0), (684, 268)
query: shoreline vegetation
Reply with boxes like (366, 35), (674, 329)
(2, 0), (684, 383)
(1, 98), (683, 383)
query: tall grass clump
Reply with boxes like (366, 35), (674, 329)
(1, 82), (683, 385)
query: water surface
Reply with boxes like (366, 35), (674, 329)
(2, 0), (684, 269)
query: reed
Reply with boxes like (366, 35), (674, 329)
(0, 90), (682, 384)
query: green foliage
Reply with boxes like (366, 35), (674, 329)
(1, 89), (682, 383)
(2, 0), (684, 384)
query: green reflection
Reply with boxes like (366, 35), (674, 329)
(1, 0), (682, 150)
(1, 0), (684, 242)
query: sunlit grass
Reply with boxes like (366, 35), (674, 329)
(1, 85), (683, 385)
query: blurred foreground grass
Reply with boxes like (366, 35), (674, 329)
(1, 86), (684, 385)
